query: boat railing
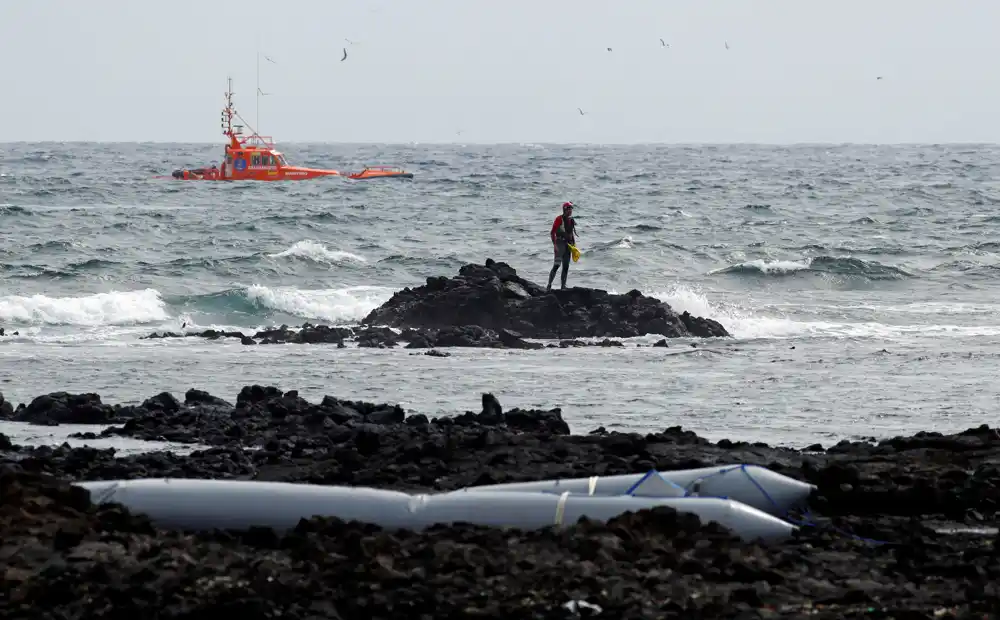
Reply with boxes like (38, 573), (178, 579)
(240, 134), (275, 148)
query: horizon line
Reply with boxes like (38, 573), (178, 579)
(2, 140), (998, 147)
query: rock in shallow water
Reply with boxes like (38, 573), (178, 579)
(0, 391), (149, 425)
(362, 258), (730, 339)
(139, 259), (729, 349)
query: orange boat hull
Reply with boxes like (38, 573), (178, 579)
(170, 166), (341, 181)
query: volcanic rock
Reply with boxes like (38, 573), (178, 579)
(5, 389), (1000, 614)
(0, 391), (148, 426)
(2, 385), (995, 532)
(0, 391), (13, 418)
(362, 258), (730, 339)
(138, 257), (732, 348)
(3, 456), (1000, 617)
(355, 326), (400, 348)
(256, 323), (353, 345)
(401, 325), (543, 349)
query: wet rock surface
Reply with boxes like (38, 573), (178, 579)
(3, 387), (1000, 617)
(363, 259), (730, 339)
(138, 260), (731, 348)
(143, 323), (638, 351)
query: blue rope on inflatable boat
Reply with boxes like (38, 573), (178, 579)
(622, 469), (688, 496)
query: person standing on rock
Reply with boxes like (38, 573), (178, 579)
(547, 201), (578, 291)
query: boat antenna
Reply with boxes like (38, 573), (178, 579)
(256, 40), (260, 136)
(222, 76), (235, 138)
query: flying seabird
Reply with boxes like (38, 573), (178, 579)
(578, 108), (585, 116)
(725, 41), (729, 50)
(606, 47), (612, 52)
(341, 48), (348, 61)
(263, 55), (276, 64)
(660, 38), (667, 47)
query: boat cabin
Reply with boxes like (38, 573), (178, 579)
(220, 133), (290, 179)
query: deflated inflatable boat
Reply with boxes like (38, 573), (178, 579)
(77, 475), (798, 542)
(456, 464), (815, 518)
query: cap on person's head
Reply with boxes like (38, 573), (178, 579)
(562, 201), (574, 211)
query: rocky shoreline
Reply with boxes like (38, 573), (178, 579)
(2, 385), (999, 617)
(141, 259), (730, 349)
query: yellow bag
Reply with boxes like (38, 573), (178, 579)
(568, 244), (581, 262)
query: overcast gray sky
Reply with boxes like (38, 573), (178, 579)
(2, 1), (998, 143)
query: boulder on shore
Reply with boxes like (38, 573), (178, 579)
(361, 259), (730, 339)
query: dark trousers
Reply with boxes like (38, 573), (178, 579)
(547, 242), (570, 289)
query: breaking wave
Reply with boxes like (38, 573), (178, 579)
(0, 284), (392, 328)
(709, 256), (912, 280)
(0, 289), (169, 326)
(265, 240), (367, 264)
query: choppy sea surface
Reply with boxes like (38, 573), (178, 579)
(2, 142), (1000, 451)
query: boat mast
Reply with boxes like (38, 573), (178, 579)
(221, 76), (245, 150)
(256, 46), (260, 136)
(222, 77), (234, 138)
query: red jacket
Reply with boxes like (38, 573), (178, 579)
(550, 214), (576, 244)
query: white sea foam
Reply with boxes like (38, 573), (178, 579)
(266, 240), (367, 264)
(653, 284), (1000, 341)
(707, 259), (810, 275)
(244, 284), (392, 324)
(0, 289), (168, 326)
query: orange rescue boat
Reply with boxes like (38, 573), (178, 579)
(167, 78), (412, 182)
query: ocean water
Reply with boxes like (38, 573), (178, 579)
(2, 142), (1000, 450)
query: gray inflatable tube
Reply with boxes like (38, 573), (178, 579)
(76, 478), (795, 542)
(458, 465), (815, 517)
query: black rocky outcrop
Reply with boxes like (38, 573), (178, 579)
(0, 391), (150, 425)
(142, 323), (352, 347)
(145, 323), (554, 350)
(14, 465), (995, 619)
(139, 260), (729, 348)
(362, 259), (729, 339)
(3, 394), (1000, 617)
(2, 385), (999, 530)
